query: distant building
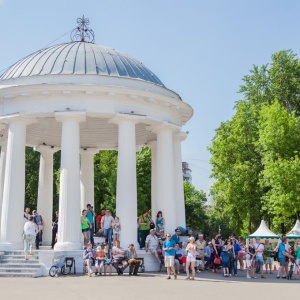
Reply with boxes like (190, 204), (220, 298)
(182, 162), (192, 183)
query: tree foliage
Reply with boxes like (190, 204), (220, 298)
(209, 50), (300, 235)
(184, 181), (207, 231)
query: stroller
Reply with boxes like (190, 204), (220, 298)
(287, 258), (300, 280)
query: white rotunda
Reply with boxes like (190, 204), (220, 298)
(0, 18), (193, 257)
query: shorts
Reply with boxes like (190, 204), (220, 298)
(265, 257), (273, 265)
(85, 258), (94, 265)
(255, 259), (264, 267)
(104, 260), (113, 265)
(187, 256), (196, 262)
(113, 232), (120, 236)
(148, 248), (158, 254)
(164, 256), (175, 267)
(96, 260), (104, 267)
(279, 258), (286, 267)
(82, 228), (89, 233)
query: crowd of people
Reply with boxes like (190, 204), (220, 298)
(23, 206), (300, 279)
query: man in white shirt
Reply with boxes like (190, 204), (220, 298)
(145, 229), (160, 264)
(101, 210), (114, 248)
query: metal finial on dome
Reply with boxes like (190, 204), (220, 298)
(70, 16), (95, 43)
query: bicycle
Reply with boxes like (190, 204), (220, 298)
(287, 258), (300, 280)
(49, 255), (72, 277)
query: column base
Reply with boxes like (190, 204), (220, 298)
(0, 241), (24, 251)
(54, 241), (82, 251)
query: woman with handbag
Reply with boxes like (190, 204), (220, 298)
(211, 232), (222, 273)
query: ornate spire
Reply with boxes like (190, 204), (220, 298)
(70, 16), (95, 43)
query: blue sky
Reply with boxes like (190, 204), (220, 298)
(1, 0), (300, 193)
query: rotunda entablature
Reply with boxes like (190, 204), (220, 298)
(0, 82), (193, 126)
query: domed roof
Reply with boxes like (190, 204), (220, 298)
(0, 41), (165, 87)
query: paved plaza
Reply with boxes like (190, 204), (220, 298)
(0, 271), (299, 299)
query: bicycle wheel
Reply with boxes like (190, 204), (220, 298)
(61, 265), (71, 275)
(49, 266), (58, 277)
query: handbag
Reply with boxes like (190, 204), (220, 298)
(263, 253), (267, 260)
(214, 256), (221, 265)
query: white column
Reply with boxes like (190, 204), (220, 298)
(55, 112), (86, 251)
(80, 148), (98, 211)
(148, 141), (157, 222)
(35, 145), (59, 246)
(151, 123), (179, 235)
(0, 139), (7, 236)
(0, 117), (35, 249)
(110, 114), (143, 248)
(173, 131), (187, 228)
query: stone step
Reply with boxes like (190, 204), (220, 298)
(0, 263), (42, 268)
(0, 258), (39, 264)
(4, 251), (38, 255)
(0, 271), (38, 278)
(0, 267), (38, 273)
(0, 255), (39, 260)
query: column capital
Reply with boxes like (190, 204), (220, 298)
(55, 111), (86, 123)
(147, 122), (180, 134)
(34, 145), (60, 154)
(0, 114), (36, 126)
(109, 112), (145, 125)
(173, 131), (188, 142)
(147, 140), (157, 148)
(80, 147), (99, 155)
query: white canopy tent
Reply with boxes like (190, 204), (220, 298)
(247, 220), (280, 240)
(286, 220), (300, 239)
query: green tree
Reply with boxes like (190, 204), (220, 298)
(24, 147), (40, 210)
(209, 101), (264, 235)
(209, 50), (300, 235)
(184, 181), (207, 231)
(258, 100), (300, 232)
(136, 147), (151, 215)
(94, 150), (118, 215)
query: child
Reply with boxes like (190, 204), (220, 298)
(103, 242), (113, 275)
(245, 253), (252, 279)
(95, 245), (106, 276)
(112, 216), (121, 243)
(220, 246), (230, 277)
(83, 242), (95, 276)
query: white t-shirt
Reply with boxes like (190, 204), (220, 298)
(101, 216), (114, 229)
(24, 221), (36, 236)
(254, 243), (264, 258)
(146, 234), (159, 249)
